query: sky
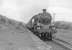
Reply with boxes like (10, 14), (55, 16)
(0, 0), (72, 23)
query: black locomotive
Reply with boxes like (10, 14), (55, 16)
(26, 9), (57, 41)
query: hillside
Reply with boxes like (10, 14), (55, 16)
(0, 15), (72, 50)
(0, 15), (52, 50)
(54, 21), (72, 30)
(0, 15), (28, 32)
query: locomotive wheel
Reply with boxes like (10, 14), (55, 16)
(47, 32), (52, 41)
(38, 32), (53, 41)
(44, 32), (52, 41)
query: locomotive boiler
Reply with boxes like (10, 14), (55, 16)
(26, 9), (57, 41)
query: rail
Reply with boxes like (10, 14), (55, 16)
(52, 37), (72, 50)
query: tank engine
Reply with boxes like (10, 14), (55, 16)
(26, 9), (57, 41)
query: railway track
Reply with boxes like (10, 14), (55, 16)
(26, 24), (72, 50)
(45, 37), (72, 50)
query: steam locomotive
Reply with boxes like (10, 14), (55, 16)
(26, 9), (57, 41)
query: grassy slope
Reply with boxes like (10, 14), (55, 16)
(54, 21), (72, 44)
(0, 15), (72, 50)
(0, 15), (51, 50)
(54, 21), (72, 30)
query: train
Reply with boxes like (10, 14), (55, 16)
(26, 9), (57, 41)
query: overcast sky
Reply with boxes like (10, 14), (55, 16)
(0, 0), (72, 23)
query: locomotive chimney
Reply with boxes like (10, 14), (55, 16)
(43, 9), (47, 13)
